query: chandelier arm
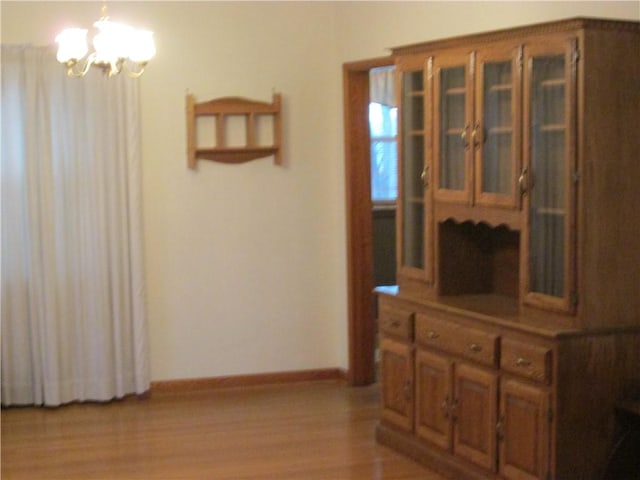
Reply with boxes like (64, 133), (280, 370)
(108, 58), (125, 77)
(65, 53), (96, 77)
(123, 61), (148, 79)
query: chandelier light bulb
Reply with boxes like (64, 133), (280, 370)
(55, 28), (88, 63)
(128, 30), (156, 63)
(93, 21), (128, 63)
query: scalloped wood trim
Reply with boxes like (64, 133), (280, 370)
(434, 202), (522, 231)
(187, 93), (282, 169)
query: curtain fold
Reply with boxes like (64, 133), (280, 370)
(1, 45), (149, 407)
(370, 66), (396, 107)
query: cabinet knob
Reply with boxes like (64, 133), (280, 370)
(469, 343), (483, 353)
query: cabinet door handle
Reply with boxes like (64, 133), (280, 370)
(425, 330), (440, 340)
(469, 343), (483, 353)
(472, 122), (483, 147)
(420, 165), (429, 188)
(461, 124), (470, 149)
(515, 357), (532, 367)
(518, 167), (529, 195)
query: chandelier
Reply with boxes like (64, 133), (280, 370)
(55, 5), (155, 78)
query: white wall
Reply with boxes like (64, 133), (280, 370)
(334, 1), (640, 62)
(2, 1), (346, 382)
(2, 1), (638, 382)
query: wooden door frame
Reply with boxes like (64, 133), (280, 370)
(343, 55), (394, 386)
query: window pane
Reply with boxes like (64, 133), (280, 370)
(371, 138), (398, 201)
(370, 102), (398, 201)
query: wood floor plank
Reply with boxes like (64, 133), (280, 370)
(1, 381), (447, 479)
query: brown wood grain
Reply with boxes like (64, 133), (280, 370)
(1, 382), (447, 480)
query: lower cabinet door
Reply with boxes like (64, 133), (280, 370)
(499, 378), (550, 480)
(453, 362), (499, 472)
(380, 337), (414, 431)
(415, 349), (453, 449)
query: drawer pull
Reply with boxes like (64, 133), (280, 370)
(515, 357), (532, 367)
(425, 330), (440, 340)
(386, 319), (401, 329)
(469, 343), (483, 353)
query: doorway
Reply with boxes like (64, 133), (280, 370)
(343, 56), (395, 386)
(370, 66), (398, 289)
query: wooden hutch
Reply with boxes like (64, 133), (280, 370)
(375, 17), (640, 480)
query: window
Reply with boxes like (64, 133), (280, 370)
(369, 66), (398, 203)
(370, 102), (398, 202)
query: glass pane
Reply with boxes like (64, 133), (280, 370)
(482, 61), (513, 195)
(370, 102), (398, 201)
(529, 55), (566, 297)
(401, 70), (425, 269)
(369, 102), (398, 137)
(403, 201), (424, 269)
(439, 66), (466, 190)
(371, 139), (398, 201)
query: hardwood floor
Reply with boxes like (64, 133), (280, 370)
(1, 381), (446, 479)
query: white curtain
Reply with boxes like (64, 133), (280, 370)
(370, 66), (396, 107)
(1, 45), (150, 407)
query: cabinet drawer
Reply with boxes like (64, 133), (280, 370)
(501, 337), (552, 384)
(379, 308), (414, 341)
(415, 314), (498, 367)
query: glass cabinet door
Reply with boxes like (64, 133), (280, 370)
(434, 55), (473, 203)
(475, 46), (521, 208)
(522, 39), (577, 313)
(397, 58), (431, 282)
(400, 68), (425, 270)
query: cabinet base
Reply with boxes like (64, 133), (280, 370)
(376, 423), (496, 480)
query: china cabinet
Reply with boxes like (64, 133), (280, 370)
(377, 18), (640, 480)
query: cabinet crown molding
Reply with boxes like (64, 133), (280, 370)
(391, 17), (640, 56)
